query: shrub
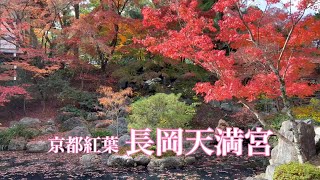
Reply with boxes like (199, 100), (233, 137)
(255, 98), (274, 112)
(271, 113), (289, 130)
(293, 98), (320, 124)
(91, 130), (112, 138)
(273, 162), (320, 180)
(0, 124), (38, 146)
(30, 69), (70, 101)
(128, 93), (195, 139)
(58, 87), (99, 111)
(60, 105), (85, 116)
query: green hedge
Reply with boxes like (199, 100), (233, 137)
(273, 162), (320, 180)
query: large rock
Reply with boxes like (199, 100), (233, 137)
(61, 117), (87, 131)
(209, 100), (220, 107)
(100, 153), (112, 165)
(184, 156), (196, 165)
(220, 103), (233, 112)
(86, 112), (99, 121)
(107, 155), (134, 167)
(107, 117), (128, 136)
(145, 78), (161, 86)
(8, 137), (27, 151)
(45, 119), (55, 126)
(216, 119), (230, 130)
(315, 126), (320, 154)
(265, 163), (281, 180)
(80, 154), (100, 168)
(18, 117), (41, 127)
(41, 126), (58, 134)
(9, 121), (18, 128)
(147, 156), (184, 170)
(134, 155), (151, 166)
(65, 126), (91, 138)
(247, 173), (267, 180)
(41, 120), (58, 135)
(265, 120), (316, 180)
(86, 112), (107, 121)
(315, 126), (320, 144)
(118, 134), (130, 147)
(270, 120), (316, 165)
(26, 141), (50, 153)
(94, 120), (113, 129)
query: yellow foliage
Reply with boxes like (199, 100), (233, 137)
(292, 98), (320, 122)
(117, 34), (127, 49)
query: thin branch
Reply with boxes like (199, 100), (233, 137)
(282, 49), (294, 80)
(235, 3), (257, 46)
(276, 25), (294, 70)
(120, 0), (129, 14)
(276, 8), (306, 70)
(239, 99), (294, 146)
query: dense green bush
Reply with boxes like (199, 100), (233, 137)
(58, 87), (99, 111)
(128, 93), (195, 139)
(56, 105), (87, 122)
(0, 124), (38, 146)
(273, 162), (320, 180)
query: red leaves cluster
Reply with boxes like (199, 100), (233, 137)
(139, 0), (216, 60)
(0, 86), (29, 106)
(140, 0), (320, 102)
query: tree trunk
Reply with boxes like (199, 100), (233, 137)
(265, 57), (306, 163)
(278, 78), (306, 163)
(102, 23), (119, 72)
(116, 114), (119, 137)
(73, 3), (80, 59)
(97, 46), (107, 72)
(101, 60), (107, 72)
(240, 100), (294, 146)
(74, 4), (80, 19)
(23, 98), (26, 116)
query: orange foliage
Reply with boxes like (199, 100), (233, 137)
(98, 86), (133, 111)
(7, 62), (60, 77)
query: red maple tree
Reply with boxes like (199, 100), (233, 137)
(139, 0), (320, 163)
(64, 0), (140, 72)
(0, 0), (78, 106)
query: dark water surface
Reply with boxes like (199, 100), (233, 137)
(0, 154), (269, 180)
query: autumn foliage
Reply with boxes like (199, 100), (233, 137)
(98, 86), (132, 135)
(139, 0), (320, 163)
(140, 0), (320, 103)
(0, 0), (80, 106)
